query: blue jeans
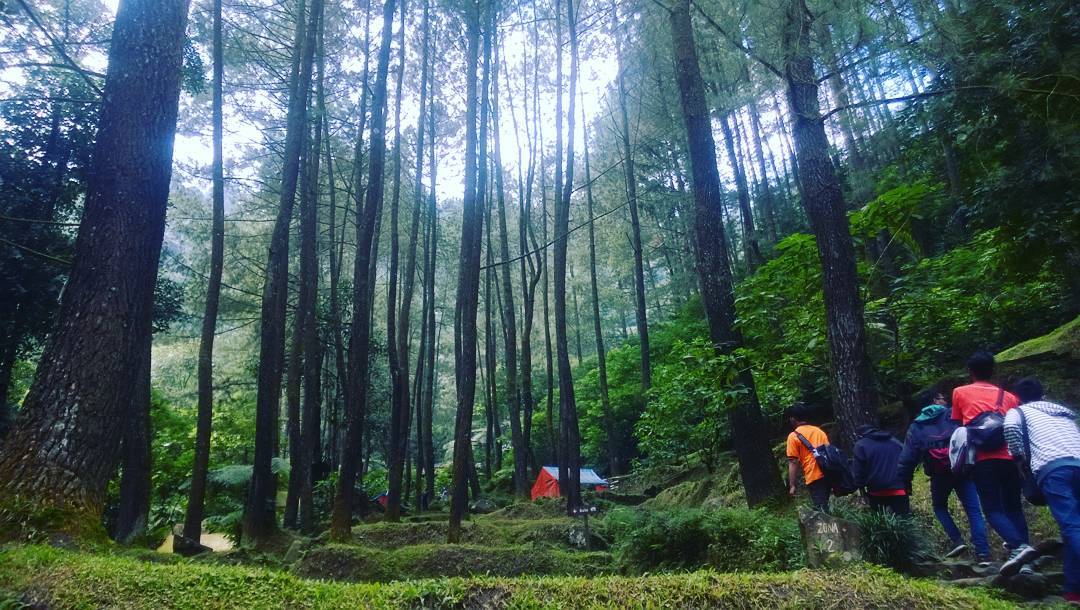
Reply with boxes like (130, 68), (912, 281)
(1041, 465), (1080, 594)
(930, 473), (990, 558)
(971, 459), (1029, 549)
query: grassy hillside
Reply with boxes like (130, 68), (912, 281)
(0, 545), (1015, 610)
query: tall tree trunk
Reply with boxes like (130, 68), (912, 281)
(491, 27), (527, 498)
(474, 2), (495, 486)
(0, 0), (191, 534)
(519, 1), (544, 478)
(299, 20), (330, 533)
(668, 0), (784, 507)
(181, 0), (226, 550)
(545, 0), (560, 474)
(582, 113), (618, 476)
(448, 0), (484, 543)
(422, 76), (438, 505)
(570, 264), (583, 363)
(331, 0), (397, 539)
(719, 112), (764, 271)
(243, 0), (321, 546)
(483, 217), (498, 480)
(385, 3), (408, 523)
(404, 0), (432, 512)
(114, 338), (151, 544)
(748, 101), (778, 244)
(611, 0), (651, 394)
(555, 0), (582, 512)
(782, 0), (878, 447)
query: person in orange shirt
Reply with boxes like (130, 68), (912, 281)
(786, 403), (831, 512)
(952, 350), (1036, 575)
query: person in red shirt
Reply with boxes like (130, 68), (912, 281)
(952, 350), (1036, 575)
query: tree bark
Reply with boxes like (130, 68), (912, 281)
(719, 112), (764, 271)
(748, 101), (779, 244)
(0, 0), (190, 534)
(491, 28), (528, 497)
(611, 0), (651, 394)
(422, 73), (438, 505)
(385, 2), (408, 523)
(782, 0), (879, 447)
(298, 19), (329, 533)
(330, 0), (396, 539)
(555, 0), (582, 512)
(668, 0), (784, 507)
(114, 336), (151, 544)
(182, 0), (225, 549)
(448, 0), (484, 543)
(243, 0), (321, 546)
(582, 112), (618, 476)
(404, 0), (431, 512)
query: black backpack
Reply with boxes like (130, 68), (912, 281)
(966, 388), (1007, 450)
(795, 432), (858, 497)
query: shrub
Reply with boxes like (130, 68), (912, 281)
(602, 507), (803, 574)
(836, 507), (933, 573)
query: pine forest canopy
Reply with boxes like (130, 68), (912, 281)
(0, 0), (1078, 547)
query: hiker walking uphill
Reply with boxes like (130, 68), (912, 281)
(1005, 377), (1080, 603)
(785, 403), (855, 512)
(952, 351), (1035, 576)
(853, 425), (910, 515)
(898, 390), (990, 560)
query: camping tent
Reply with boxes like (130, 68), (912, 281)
(530, 466), (608, 500)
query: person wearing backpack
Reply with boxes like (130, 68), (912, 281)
(1004, 377), (1080, 603)
(853, 425), (910, 515)
(952, 350), (1034, 575)
(786, 403), (832, 512)
(898, 389), (990, 560)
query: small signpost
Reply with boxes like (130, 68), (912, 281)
(570, 504), (600, 550)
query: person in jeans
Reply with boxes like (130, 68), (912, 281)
(953, 350), (1034, 575)
(898, 389), (990, 560)
(853, 424), (910, 515)
(786, 403), (830, 512)
(1004, 377), (1080, 603)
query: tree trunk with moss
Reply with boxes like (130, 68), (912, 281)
(782, 0), (879, 447)
(0, 0), (191, 536)
(668, 0), (784, 507)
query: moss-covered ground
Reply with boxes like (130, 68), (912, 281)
(0, 545), (1017, 609)
(293, 542), (612, 581)
(347, 515), (587, 550)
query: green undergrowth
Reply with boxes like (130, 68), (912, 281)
(293, 542), (612, 581)
(0, 496), (109, 547)
(0, 545), (1014, 609)
(601, 506), (803, 574)
(997, 314), (1080, 362)
(484, 498), (567, 520)
(349, 516), (585, 550)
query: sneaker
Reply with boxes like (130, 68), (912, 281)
(1000, 544), (1040, 577)
(1018, 564), (1035, 576)
(1063, 591), (1080, 605)
(945, 543), (968, 558)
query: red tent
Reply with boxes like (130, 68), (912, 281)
(530, 466), (608, 500)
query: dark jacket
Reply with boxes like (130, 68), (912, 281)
(853, 426), (906, 493)
(897, 405), (959, 483)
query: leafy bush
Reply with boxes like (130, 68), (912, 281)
(601, 507), (803, 574)
(635, 339), (746, 468)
